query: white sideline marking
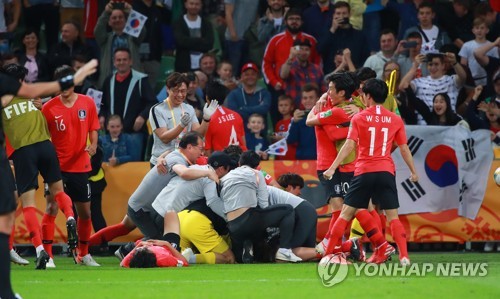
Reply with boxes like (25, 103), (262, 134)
(24, 278), (317, 284)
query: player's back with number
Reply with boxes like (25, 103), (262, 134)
(348, 105), (406, 176)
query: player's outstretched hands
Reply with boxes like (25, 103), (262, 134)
(74, 59), (98, 85)
(409, 173), (418, 182)
(203, 100), (219, 121)
(323, 168), (335, 181)
(180, 112), (191, 127)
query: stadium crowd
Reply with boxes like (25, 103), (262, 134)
(0, 0), (500, 297)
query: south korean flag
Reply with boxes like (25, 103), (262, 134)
(124, 10), (148, 38)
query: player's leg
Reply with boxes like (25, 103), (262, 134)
(162, 210), (181, 250)
(89, 215), (136, 246)
(290, 201), (318, 260)
(316, 171), (343, 254)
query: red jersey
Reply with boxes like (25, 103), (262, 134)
(348, 105), (406, 176)
(205, 106), (247, 152)
(42, 94), (100, 173)
(274, 118), (296, 160)
(121, 244), (188, 268)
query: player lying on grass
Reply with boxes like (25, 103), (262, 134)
(121, 239), (188, 268)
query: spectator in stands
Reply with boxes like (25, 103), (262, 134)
(362, 0), (385, 54)
(215, 60), (238, 92)
(302, 0), (334, 42)
(173, 0), (214, 73)
(224, 62), (272, 128)
(474, 1), (500, 43)
(47, 21), (94, 76)
(474, 37), (500, 94)
(199, 52), (217, 78)
(440, 0), (474, 48)
(382, 0), (422, 40)
(263, 8), (320, 123)
(403, 1), (451, 54)
(82, 0), (107, 59)
(71, 55), (96, 95)
(286, 83), (318, 160)
(363, 29), (400, 79)
(16, 29), (50, 82)
(325, 48), (356, 77)
(100, 48), (157, 159)
(465, 81), (500, 144)
(258, 0), (287, 44)
(94, 1), (146, 88)
(407, 90), (464, 126)
(272, 94), (296, 160)
(99, 114), (142, 165)
(132, 0), (170, 88)
(184, 72), (205, 122)
(204, 79), (247, 154)
(0, 0), (20, 54)
(396, 31), (429, 78)
(318, 1), (369, 74)
(459, 17), (499, 87)
(382, 60), (417, 125)
(224, 0), (259, 76)
(23, 0), (60, 49)
(400, 52), (466, 125)
(280, 39), (324, 107)
(245, 113), (269, 160)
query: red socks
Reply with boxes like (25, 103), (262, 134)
(89, 223), (132, 246)
(9, 224), (15, 250)
(369, 210), (383, 236)
(54, 192), (74, 219)
(380, 214), (387, 236)
(355, 209), (386, 248)
(41, 214), (56, 257)
(77, 218), (92, 257)
(22, 207), (42, 248)
(390, 219), (408, 258)
(324, 210), (341, 240)
(325, 217), (348, 255)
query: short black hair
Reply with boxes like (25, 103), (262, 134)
(362, 79), (388, 104)
(129, 248), (157, 268)
(418, 1), (434, 12)
(114, 47), (131, 58)
(284, 7), (302, 20)
(223, 145), (243, 166)
(206, 79), (229, 102)
(2, 64), (28, 81)
(333, 1), (350, 12)
(326, 72), (357, 98)
(166, 72), (190, 89)
(406, 31), (423, 40)
(53, 65), (75, 80)
(277, 173), (304, 189)
(179, 132), (201, 149)
(356, 67), (377, 82)
(239, 151), (260, 169)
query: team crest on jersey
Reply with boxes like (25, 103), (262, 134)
(78, 109), (87, 120)
(319, 110), (332, 118)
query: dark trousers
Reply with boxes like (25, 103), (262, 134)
(90, 179), (107, 232)
(291, 201), (318, 248)
(24, 4), (60, 50)
(228, 204), (294, 263)
(127, 205), (162, 239)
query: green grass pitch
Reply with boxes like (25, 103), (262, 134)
(11, 252), (500, 299)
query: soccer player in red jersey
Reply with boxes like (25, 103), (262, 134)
(42, 65), (101, 266)
(121, 239), (188, 268)
(323, 78), (418, 266)
(203, 80), (247, 154)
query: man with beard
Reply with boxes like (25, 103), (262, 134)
(262, 8), (321, 124)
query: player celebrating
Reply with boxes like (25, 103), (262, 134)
(42, 65), (101, 266)
(323, 79), (418, 266)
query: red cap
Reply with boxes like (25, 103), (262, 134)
(241, 62), (259, 74)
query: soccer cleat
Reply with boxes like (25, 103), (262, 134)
(366, 242), (396, 264)
(46, 258), (56, 268)
(10, 249), (29, 265)
(242, 239), (254, 264)
(348, 237), (366, 262)
(182, 248), (195, 264)
(77, 254), (101, 266)
(315, 238), (328, 256)
(35, 250), (50, 270)
(66, 218), (78, 262)
(275, 248), (302, 263)
(114, 247), (125, 261)
(400, 256), (411, 266)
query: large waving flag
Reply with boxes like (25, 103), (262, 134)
(124, 10), (148, 38)
(392, 125), (492, 219)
